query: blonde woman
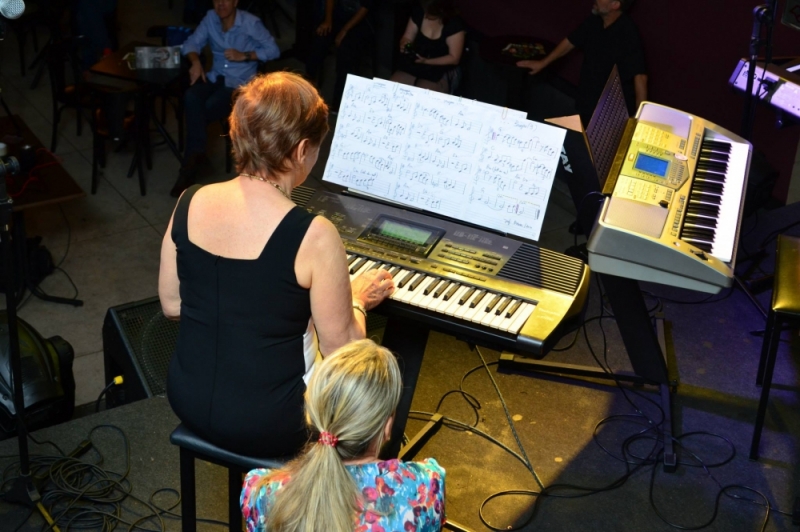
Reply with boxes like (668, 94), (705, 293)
(159, 73), (395, 458)
(240, 339), (446, 531)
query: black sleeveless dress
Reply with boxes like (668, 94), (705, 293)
(166, 185), (318, 457)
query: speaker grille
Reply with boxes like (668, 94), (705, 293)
(291, 185), (316, 207)
(110, 299), (178, 397)
(497, 244), (585, 295)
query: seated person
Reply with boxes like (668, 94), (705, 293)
(241, 339), (446, 531)
(390, 0), (465, 94)
(173, 0), (280, 197)
(159, 72), (395, 458)
(305, 0), (374, 111)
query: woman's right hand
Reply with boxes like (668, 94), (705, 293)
(399, 37), (412, 53)
(317, 19), (333, 36)
(351, 268), (395, 311)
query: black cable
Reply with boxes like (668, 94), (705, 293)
(10, 507), (34, 532)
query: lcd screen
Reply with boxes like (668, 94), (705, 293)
(634, 153), (669, 177)
(379, 219), (432, 245)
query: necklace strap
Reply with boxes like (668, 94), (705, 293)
(240, 173), (292, 201)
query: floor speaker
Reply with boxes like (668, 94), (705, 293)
(102, 297), (178, 408)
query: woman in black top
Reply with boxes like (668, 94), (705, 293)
(390, 0), (466, 93)
(158, 72), (396, 458)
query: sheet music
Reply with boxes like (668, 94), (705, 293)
(324, 75), (566, 241)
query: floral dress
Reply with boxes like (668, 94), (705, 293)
(240, 458), (446, 531)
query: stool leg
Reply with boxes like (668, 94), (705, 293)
(756, 310), (778, 386)
(750, 312), (783, 460)
(179, 448), (197, 532)
(229, 467), (244, 531)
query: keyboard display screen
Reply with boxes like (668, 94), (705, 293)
(378, 219), (433, 245)
(634, 153), (669, 177)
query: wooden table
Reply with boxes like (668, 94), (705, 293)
(0, 114), (85, 305)
(90, 41), (184, 194)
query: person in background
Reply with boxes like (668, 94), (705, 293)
(159, 72), (395, 458)
(173, 0), (280, 197)
(75, 0), (118, 70)
(516, 0), (647, 125)
(305, 0), (374, 111)
(390, 0), (465, 94)
(240, 339), (446, 532)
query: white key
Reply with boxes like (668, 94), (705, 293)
(349, 259), (375, 281)
(443, 285), (470, 315)
(498, 300), (523, 332)
(507, 303), (536, 334)
(414, 278), (442, 309)
(408, 276), (433, 306)
(476, 294), (503, 325)
(460, 292), (489, 321)
(394, 272), (423, 303)
(710, 140), (749, 263)
(451, 287), (478, 319)
(429, 281), (455, 311)
(486, 297), (511, 328)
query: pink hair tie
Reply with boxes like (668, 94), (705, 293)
(318, 431), (339, 447)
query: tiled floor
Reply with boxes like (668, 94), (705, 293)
(0, 0), (578, 410)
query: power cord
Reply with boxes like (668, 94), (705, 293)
(96, 376), (124, 413)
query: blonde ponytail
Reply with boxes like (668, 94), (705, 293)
(260, 340), (403, 532)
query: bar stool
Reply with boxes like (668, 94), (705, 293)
(749, 234), (800, 460)
(170, 424), (292, 531)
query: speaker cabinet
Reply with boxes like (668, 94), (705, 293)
(102, 297), (178, 408)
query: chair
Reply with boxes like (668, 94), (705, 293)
(45, 36), (91, 153)
(89, 88), (139, 194)
(749, 234), (800, 460)
(170, 424), (290, 532)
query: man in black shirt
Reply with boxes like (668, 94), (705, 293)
(517, 0), (647, 125)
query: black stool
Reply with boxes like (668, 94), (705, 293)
(170, 424), (291, 531)
(750, 234), (800, 460)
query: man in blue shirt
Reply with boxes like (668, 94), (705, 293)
(173, 0), (280, 197)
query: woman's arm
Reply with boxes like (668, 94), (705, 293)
(299, 217), (395, 356)
(415, 30), (465, 66)
(398, 17), (419, 52)
(158, 214), (181, 320)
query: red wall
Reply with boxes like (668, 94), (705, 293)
(458, 0), (800, 203)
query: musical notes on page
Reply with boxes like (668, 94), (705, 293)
(323, 75), (566, 241)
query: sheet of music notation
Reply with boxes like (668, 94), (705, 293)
(323, 75), (567, 242)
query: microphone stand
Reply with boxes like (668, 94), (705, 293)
(741, 0), (779, 141)
(0, 158), (60, 531)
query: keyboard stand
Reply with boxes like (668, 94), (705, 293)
(498, 273), (679, 472)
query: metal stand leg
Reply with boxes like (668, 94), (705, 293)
(179, 449), (196, 532)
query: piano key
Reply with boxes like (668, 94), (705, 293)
(458, 287), (476, 305)
(485, 294), (502, 313)
(443, 285), (471, 315)
(499, 300), (528, 332)
(409, 275), (426, 291)
(433, 280), (452, 299)
(442, 283), (461, 302)
(507, 303), (537, 334)
(487, 298), (515, 328)
(409, 278), (435, 306)
(397, 271), (416, 288)
(347, 254), (358, 266)
(394, 273), (424, 303)
(506, 299), (522, 319)
(460, 291), (489, 321)
(424, 278), (442, 295)
(702, 139), (732, 152)
(388, 266), (402, 277)
(495, 297), (511, 315)
(710, 141), (749, 263)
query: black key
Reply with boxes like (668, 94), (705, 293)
(397, 271), (416, 288)
(690, 194), (721, 207)
(693, 181), (724, 194)
(682, 238), (713, 252)
(349, 258), (367, 274)
(699, 150), (729, 162)
(459, 287), (476, 305)
(687, 204), (720, 217)
(443, 283), (460, 302)
(433, 281), (451, 298)
(683, 216), (718, 228)
(495, 297), (511, 315)
(702, 140), (731, 152)
(388, 266), (402, 277)
(424, 278), (442, 295)
(506, 300), (522, 318)
(347, 254), (358, 266)
(469, 290), (486, 309)
(485, 294), (501, 313)
(409, 275), (426, 291)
